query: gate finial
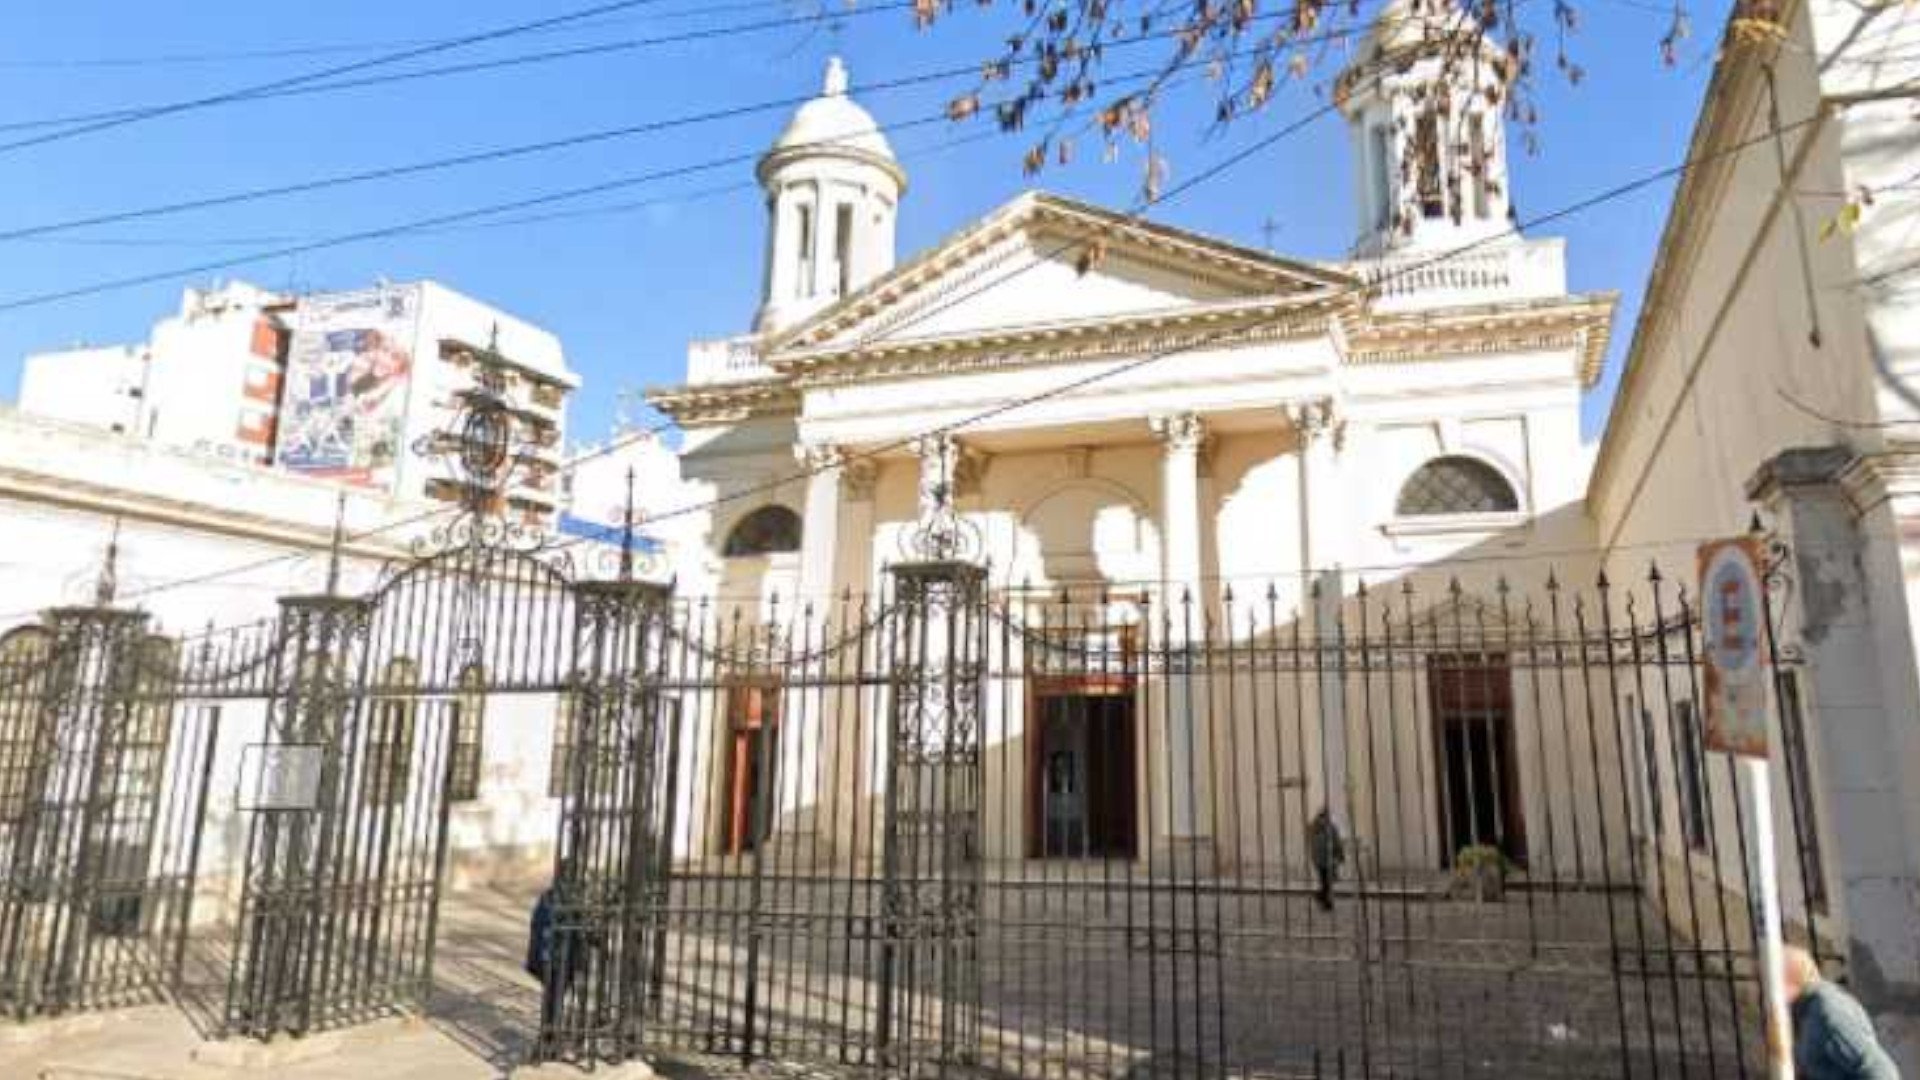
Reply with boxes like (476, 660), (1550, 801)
(620, 466), (637, 582)
(324, 492), (348, 597)
(92, 517), (121, 606)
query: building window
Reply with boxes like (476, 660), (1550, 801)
(549, 695), (574, 798)
(1777, 671), (1829, 912)
(1414, 112), (1444, 219)
(1369, 125), (1393, 231)
(1636, 697), (1665, 839)
(0, 627), (52, 822)
(1395, 456), (1520, 516)
(1676, 700), (1709, 852)
(797, 203), (815, 297)
(834, 203), (854, 297)
(365, 658), (417, 807)
(723, 505), (802, 558)
(448, 665), (485, 803)
(1468, 113), (1491, 220)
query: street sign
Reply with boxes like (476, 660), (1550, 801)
(240, 743), (324, 811)
(1698, 536), (1769, 757)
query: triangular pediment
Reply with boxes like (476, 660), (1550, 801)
(764, 192), (1356, 360)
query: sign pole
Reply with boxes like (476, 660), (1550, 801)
(1698, 536), (1794, 1078)
(1747, 755), (1796, 1080)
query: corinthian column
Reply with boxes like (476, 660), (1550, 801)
(1149, 412), (1213, 874)
(1288, 398), (1351, 838)
(796, 442), (845, 605)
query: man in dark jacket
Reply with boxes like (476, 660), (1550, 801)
(1308, 808), (1344, 912)
(526, 884), (558, 983)
(1785, 944), (1901, 1079)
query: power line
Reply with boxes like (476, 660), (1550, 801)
(0, 0), (799, 70)
(0, 82), (1305, 624)
(0, 1), (915, 137)
(0, 4), (1366, 246)
(0, 36), (1331, 314)
(0, 35), (960, 245)
(0, 0), (705, 157)
(0, 112), (1029, 250)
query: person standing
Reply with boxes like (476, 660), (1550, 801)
(1308, 807), (1344, 912)
(1784, 944), (1901, 1079)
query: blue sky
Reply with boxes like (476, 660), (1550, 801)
(0, 0), (1725, 445)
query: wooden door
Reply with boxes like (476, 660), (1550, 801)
(722, 683), (780, 856)
(1427, 654), (1525, 866)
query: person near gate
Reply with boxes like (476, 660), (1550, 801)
(1784, 944), (1901, 1079)
(1308, 807), (1344, 912)
(527, 864), (586, 1002)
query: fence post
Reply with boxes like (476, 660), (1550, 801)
(537, 577), (673, 1066)
(224, 593), (371, 1039)
(879, 557), (987, 1078)
(1747, 446), (1920, 1061)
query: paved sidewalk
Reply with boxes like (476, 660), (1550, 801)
(4, 886), (556, 1080)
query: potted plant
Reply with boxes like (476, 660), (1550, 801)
(1451, 844), (1511, 902)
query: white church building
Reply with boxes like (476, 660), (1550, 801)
(654, 57), (1613, 617)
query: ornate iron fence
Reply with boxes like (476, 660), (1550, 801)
(0, 546), (1828, 1080)
(606, 563), (1821, 1080)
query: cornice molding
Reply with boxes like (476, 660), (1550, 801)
(652, 290), (1609, 422)
(778, 297), (1344, 387)
(646, 377), (801, 427)
(0, 465), (417, 564)
(1341, 294), (1616, 385)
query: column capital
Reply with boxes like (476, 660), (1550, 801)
(1149, 412), (1207, 453)
(796, 441), (845, 472)
(1286, 399), (1343, 450)
(843, 458), (879, 501)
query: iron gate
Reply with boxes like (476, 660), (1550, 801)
(601, 560), (1823, 1080)
(0, 606), (255, 1020)
(224, 530), (584, 1037)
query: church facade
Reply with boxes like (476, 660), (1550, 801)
(646, 27), (1621, 873)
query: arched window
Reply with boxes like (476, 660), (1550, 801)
(1395, 456), (1520, 516)
(448, 665), (485, 803)
(723, 505), (802, 558)
(0, 627), (52, 822)
(365, 658), (417, 807)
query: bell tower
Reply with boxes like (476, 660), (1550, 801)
(755, 57), (907, 334)
(1336, 0), (1514, 257)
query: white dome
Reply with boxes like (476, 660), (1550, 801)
(767, 57), (899, 170)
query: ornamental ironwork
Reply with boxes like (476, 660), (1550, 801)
(411, 326), (552, 556)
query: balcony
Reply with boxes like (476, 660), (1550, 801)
(1348, 237), (1566, 312)
(687, 335), (777, 385)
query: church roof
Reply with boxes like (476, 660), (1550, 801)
(764, 190), (1360, 355)
(647, 190), (1614, 425)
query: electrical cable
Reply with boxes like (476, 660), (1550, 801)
(0, 2), (1378, 246)
(0, 0), (729, 157)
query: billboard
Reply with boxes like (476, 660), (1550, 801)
(278, 285), (420, 491)
(1698, 537), (1770, 757)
